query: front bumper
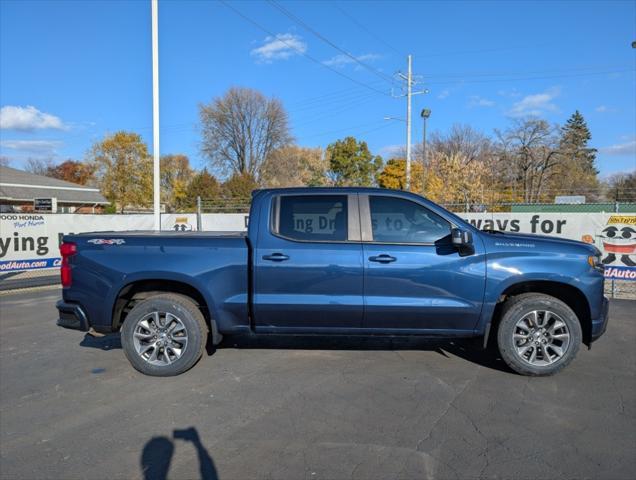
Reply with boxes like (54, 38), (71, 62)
(56, 300), (90, 331)
(590, 295), (610, 342)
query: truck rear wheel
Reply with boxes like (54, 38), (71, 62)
(120, 294), (208, 376)
(497, 293), (582, 376)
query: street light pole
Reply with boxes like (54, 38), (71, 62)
(151, 0), (161, 230)
(420, 109), (430, 194)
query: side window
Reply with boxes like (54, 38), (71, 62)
(369, 196), (450, 243)
(276, 195), (348, 242)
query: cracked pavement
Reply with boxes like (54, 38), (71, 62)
(1, 288), (634, 479)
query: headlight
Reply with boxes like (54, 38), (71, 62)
(588, 254), (604, 273)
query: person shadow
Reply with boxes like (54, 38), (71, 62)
(141, 427), (218, 480)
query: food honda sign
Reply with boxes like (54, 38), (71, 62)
(0, 212), (634, 280)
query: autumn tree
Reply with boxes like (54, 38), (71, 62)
(184, 169), (222, 207)
(422, 152), (487, 206)
(326, 136), (382, 186)
(261, 146), (327, 187)
(554, 111), (599, 196)
(88, 131), (152, 213)
(377, 158), (424, 192)
(46, 159), (95, 185)
(199, 87), (292, 178)
(160, 154), (193, 211)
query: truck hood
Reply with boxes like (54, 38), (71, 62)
(481, 230), (600, 255)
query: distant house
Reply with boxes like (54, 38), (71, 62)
(0, 166), (108, 213)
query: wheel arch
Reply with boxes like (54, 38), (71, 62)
(485, 280), (592, 348)
(111, 278), (220, 342)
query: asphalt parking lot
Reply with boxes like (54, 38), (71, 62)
(0, 288), (634, 480)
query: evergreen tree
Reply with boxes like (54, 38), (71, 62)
(556, 111), (599, 196)
(184, 169), (221, 208)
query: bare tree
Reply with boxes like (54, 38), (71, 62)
(496, 118), (560, 203)
(199, 87), (292, 179)
(0, 156), (10, 167)
(24, 157), (56, 175)
(424, 124), (493, 165)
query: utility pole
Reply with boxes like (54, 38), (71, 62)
(405, 55), (412, 190)
(151, 0), (161, 230)
(393, 56), (427, 191)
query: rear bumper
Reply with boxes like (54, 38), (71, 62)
(56, 300), (90, 331)
(590, 296), (610, 342)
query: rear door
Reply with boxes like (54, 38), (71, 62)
(361, 193), (485, 333)
(254, 193), (363, 331)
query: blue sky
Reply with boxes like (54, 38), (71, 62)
(1, 0), (635, 178)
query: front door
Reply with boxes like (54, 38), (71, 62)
(361, 194), (485, 333)
(254, 193), (363, 331)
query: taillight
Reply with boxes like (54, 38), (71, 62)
(60, 242), (77, 287)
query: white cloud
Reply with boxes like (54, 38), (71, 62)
(507, 87), (560, 117)
(379, 144), (405, 157)
(0, 105), (66, 131)
(250, 33), (307, 63)
(437, 89), (450, 100)
(595, 105), (616, 113)
(599, 140), (636, 156)
(0, 139), (62, 153)
(497, 88), (521, 98)
(468, 95), (495, 108)
(323, 53), (380, 68)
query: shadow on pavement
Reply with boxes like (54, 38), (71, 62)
(80, 331), (511, 374)
(141, 427), (218, 480)
(80, 332), (121, 350)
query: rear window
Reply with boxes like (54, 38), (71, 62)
(276, 195), (348, 242)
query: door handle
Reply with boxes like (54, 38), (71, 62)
(262, 253), (289, 262)
(369, 254), (396, 263)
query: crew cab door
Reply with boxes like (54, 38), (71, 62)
(361, 194), (485, 333)
(253, 193), (363, 331)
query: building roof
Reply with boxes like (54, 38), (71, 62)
(0, 166), (108, 205)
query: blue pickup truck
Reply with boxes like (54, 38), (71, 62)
(56, 188), (609, 376)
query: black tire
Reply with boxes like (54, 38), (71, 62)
(496, 293), (582, 376)
(121, 293), (208, 376)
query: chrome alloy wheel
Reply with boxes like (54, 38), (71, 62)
(132, 311), (188, 366)
(512, 310), (571, 367)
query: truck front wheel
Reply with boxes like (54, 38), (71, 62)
(120, 294), (208, 376)
(497, 293), (582, 376)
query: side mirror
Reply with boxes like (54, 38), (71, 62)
(451, 228), (473, 247)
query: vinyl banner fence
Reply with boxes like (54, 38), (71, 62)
(1, 212), (634, 283)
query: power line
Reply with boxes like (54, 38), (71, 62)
(418, 41), (558, 59)
(266, 0), (396, 86)
(423, 64), (635, 79)
(424, 68), (635, 86)
(332, 2), (402, 56)
(292, 91), (382, 128)
(219, 0), (391, 97)
(302, 121), (396, 141)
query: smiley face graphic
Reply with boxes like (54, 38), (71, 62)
(600, 225), (636, 267)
